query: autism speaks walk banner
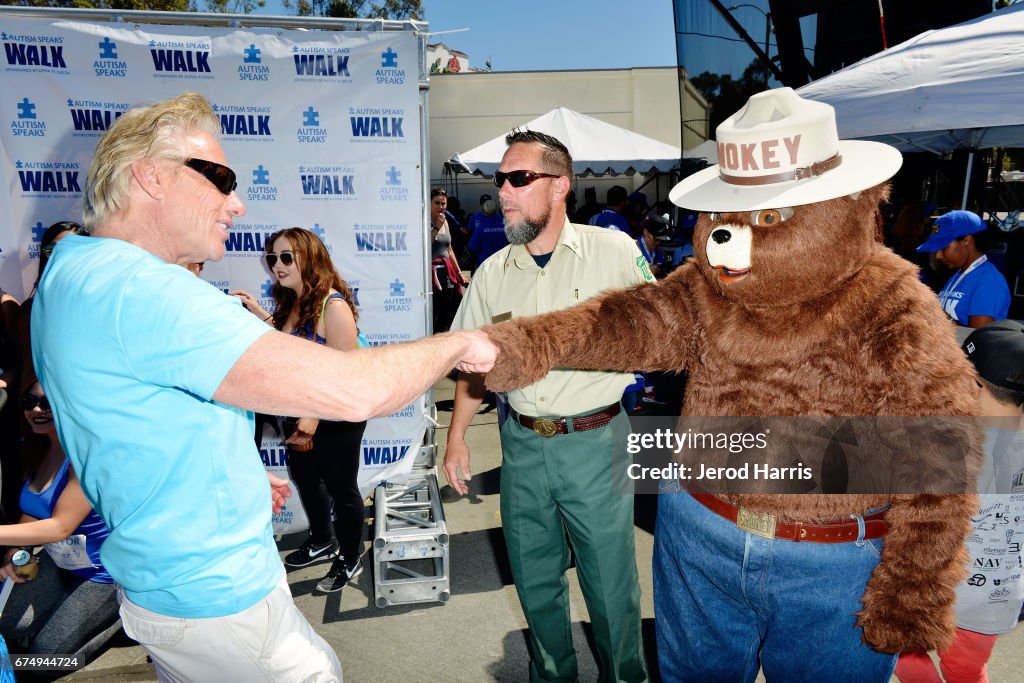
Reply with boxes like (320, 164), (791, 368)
(0, 13), (431, 534)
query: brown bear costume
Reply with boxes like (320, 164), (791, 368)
(480, 89), (983, 676)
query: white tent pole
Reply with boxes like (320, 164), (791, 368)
(961, 151), (975, 209)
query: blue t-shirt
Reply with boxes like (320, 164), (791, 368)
(33, 235), (278, 618)
(466, 210), (487, 234)
(635, 237), (665, 267)
(467, 212), (509, 266)
(589, 208), (630, 232)
(20, 458), (112, 583)
(937, 258), (1011, 326)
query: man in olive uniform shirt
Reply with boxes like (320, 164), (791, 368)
(444, 129), (652, 683)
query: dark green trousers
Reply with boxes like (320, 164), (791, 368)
(499, 408), (648, 683)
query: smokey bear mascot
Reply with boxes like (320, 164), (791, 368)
(480, 88), (983, 682)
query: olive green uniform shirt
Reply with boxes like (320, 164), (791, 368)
(451, 217), (653, 417)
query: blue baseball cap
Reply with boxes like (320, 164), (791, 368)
(916, 210), (986, 253)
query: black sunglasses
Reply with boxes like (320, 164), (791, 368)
(493, 170), (560, 189)
(184, 158), (237, 195)
(21, 393), (51, 412)
(265, 252), (294, 268)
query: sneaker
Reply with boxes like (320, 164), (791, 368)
(284, 538), (339, 568)
(316, 556), (363, 593)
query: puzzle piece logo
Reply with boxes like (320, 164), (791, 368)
(389, 278), (405, 297)
(252, 165), (271, 185)
(31, 221), (46, 242)
(260, 279), (274, 298)
(381, 47), (398, 68)
(379, 166), (409, 202)
(243, 43), (261, 64)
(17, 98), (36, 120)
(302, 106), (319, 127)
(98, 37), (118, 59)
(309, 223), (326, 239)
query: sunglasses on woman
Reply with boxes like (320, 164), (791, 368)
(493, 170), (560, 189)
(265, 252), (294, 268)
(21, 393), (51, 412)
(184, 158), (238, 195)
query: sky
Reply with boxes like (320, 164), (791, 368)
(252, 0), (788, 79)
(254, 0), (681, 72)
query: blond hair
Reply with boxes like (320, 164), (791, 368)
(82, 92), (220, 229)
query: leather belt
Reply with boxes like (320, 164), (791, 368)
(511, 403), (621, 438)
(688, 489), (888, 543)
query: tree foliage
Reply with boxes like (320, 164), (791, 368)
(0, 0), (191, 10)
(691, 59), (769, 132)
(200, 0), (265, 14)
(286, 0), (420, 19)
(0, 0), (421, 17)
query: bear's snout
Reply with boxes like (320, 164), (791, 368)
(704, 223), (753, 284)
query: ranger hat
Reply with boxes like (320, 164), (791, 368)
(670, 87), (902, 212)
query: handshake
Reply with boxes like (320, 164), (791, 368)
(450, 329), (500, 375)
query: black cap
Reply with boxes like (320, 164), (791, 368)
(963, 320), (1024, 391)
(644, 214), (673, 241)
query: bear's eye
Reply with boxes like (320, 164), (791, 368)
(707, 212), (721, 222)
(751, 208), (793, 226)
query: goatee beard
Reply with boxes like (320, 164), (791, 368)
(503, 209), (549, 245)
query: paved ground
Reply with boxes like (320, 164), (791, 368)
(59, 377), (1024, 681)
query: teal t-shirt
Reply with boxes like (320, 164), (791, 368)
(33, 235), (280, 618)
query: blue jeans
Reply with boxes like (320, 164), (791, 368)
(653, 487), (897, 683)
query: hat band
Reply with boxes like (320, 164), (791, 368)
(720, 153), (843, 187)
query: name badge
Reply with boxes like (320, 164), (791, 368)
(491, 311), (512, 323)
(44, 534), (95, 572)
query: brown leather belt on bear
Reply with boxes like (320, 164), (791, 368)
(511, 403), (620, 438)
(688, 489), (889, 543)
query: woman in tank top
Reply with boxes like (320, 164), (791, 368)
(234, 227), (368, 595)
(0, 381), (118, 663)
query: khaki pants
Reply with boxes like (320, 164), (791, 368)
(119, 575), (342, 682)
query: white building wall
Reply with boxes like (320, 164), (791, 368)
(427, 67), (708, 212)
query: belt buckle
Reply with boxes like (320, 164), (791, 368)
(532, 418), (558, 438)
(736, 506), (777, 538)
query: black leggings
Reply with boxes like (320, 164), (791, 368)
(287, 419), (367, 562)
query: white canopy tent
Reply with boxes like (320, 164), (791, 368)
(683, 139), (719, 164)
(795, 3), (1024, 206)
(448, 107), (682, 177)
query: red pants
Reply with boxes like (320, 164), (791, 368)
(894, 628), (998, 683)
